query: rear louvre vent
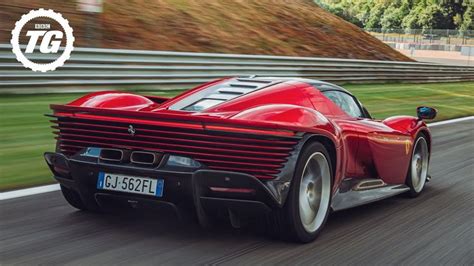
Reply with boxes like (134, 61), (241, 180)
(206, 93), (237, 100)
(236, 78), (272, 84)
(170, 77), (281, 111)
(229, 83), (257, 89)
(52, 115), (300, 179)
(217, 87), (253, 95)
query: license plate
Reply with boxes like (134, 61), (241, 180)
(96, 172), (164, 197)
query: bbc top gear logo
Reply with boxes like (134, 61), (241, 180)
(10, 9), (75, 72)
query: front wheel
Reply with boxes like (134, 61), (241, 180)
(267, 142), (333, 243)
(406, 134), (430, 197)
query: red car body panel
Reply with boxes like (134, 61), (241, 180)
(49, 77), (431, 201)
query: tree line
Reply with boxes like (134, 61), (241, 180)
(315, 0), (473, 31)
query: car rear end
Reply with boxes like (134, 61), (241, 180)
(44, 104), (304, 218)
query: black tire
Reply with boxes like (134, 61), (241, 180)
(266, 141), (333, 243)
(60, 185), (101, 212)
(405, 133), (430, 198)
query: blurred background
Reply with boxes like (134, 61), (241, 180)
(2, 0), (472, 63)
(0, 0), (472, 191)
(0, 0), (410, 60)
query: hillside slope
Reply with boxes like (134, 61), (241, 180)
(0, 0), (411, 61)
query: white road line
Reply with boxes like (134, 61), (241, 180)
(0, 116), (473, 201)
(0, 184), (60, 200)
(428, 116), (473, 127)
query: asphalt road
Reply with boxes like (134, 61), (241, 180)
(1, 120), (473, 265)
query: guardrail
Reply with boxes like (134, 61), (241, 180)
(1, 43), (473, 92)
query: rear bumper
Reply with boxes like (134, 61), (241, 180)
(44, 152), (276, 216)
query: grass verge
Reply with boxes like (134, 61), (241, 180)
(0, 82), (473, 191)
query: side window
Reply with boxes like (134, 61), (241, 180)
(323, 91), (363, 118)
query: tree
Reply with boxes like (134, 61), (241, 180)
(380, 0), (410, 29)
(314, 0), (365, 27)
(458, 1), (473, 32)
(365, 1), (385, 28)
(314, 0), (473, 31)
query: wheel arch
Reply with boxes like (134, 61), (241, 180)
(417, 128), (432, 154)
(304, 134), (337, 184)
(265, 134), (335, 242)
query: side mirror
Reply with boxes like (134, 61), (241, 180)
(417, 106), (437, 120)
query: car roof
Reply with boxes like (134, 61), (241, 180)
(240, 76), (354, 96)
(168, 76), (355, 112)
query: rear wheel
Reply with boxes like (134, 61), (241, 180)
(406, 134), (429, 197)
(267, 142), (332, 243)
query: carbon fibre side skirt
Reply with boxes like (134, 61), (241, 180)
(331, 178), (410, 211)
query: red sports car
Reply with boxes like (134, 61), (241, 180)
(44, 77), (436, 242)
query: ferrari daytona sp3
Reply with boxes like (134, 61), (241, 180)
(44, 77), (436, 242)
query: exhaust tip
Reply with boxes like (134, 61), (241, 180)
(99, 148), (124, 162)
(130, 151), (161, 166)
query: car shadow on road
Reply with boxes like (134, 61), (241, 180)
(62, 186), (432, 245)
